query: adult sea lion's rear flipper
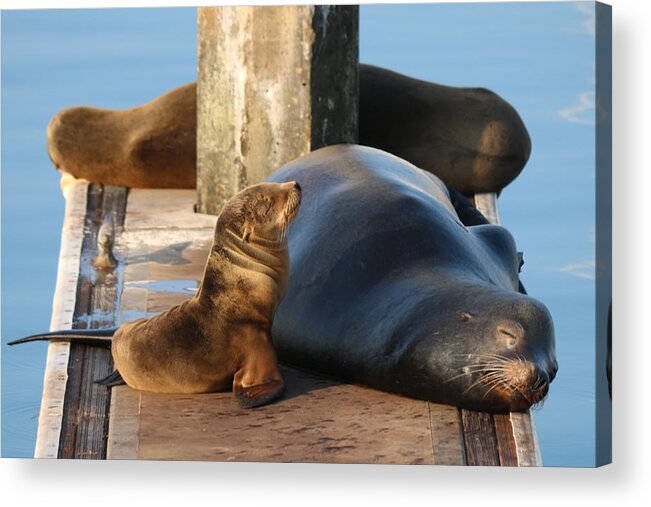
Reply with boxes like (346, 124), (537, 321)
(96, 369), (126, 387)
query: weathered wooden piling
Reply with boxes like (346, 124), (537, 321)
(196, 5), (359, 215)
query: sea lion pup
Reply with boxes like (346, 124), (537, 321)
(267, 145), (557, 413)
(47, 83), (196, 188)
(359, 64), (532, 195)
(46, 65), (529, 194)
(10, 181), (302, 409)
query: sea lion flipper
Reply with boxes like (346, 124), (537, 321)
(233, 379), (285, 409)
(95, 369), (126, 387)
(232, 347), (286, 409)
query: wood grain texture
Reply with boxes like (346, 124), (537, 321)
(35, 181), (87, 458)
(428, 404), (466, 465)
(493, 413), (519, 466)
(474, 192), (501, 225)
(197, 6), (358, 215)
(511, 411), (542, 466)
(106, 387), (141, 460)
(461, 410), (500, 466)
(123, 189), (216, 232)
(138, 367), (434, 464)
(58, 184), (128, 459)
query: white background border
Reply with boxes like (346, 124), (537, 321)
(1, 0), (647, 504)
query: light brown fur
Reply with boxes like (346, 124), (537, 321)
(109, 180), (301, 407)
(47, 83), (197, 189)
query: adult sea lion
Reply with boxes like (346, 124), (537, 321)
(359, 64), (532, 195)
(10, 180), (302, 408)
(46, 65), (529, 194)
(47, 83), (196, 189)
(267, 145), (557, 413)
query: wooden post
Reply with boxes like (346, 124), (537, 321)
(197, 5), (359, 215)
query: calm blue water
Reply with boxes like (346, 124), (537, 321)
(1, 4), (598, 466)
(1, 7), (199, 458)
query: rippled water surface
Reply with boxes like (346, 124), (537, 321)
(2, 4), (603, 466)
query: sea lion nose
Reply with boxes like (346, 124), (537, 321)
(504, 361), (549, 403)
(293, 181), (301, 192)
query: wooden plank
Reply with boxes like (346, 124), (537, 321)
(511, 411), (542, 466)
(137, 367), (434, 464)
(58, 184), (128, 459)
(428, 404), (465, 465)
(106, 189), (151, 460)
(493, 413), (519, 466)
(146, 291), (194, 314)
(474, 192), (501, 225)
(461, 410), (500, 466)
(123, 189), (215, 231)
(35, 181), (87, 458)
(106, 188), (212, 460)
(106, 387), (141, 460)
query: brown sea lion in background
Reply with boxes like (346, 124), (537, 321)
(46, 65), (530, 194)
(10, 181), (302, 408)
(47, 82), (196, 189)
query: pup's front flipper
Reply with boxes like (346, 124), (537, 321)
(233, 379), (285, 409)
(232, 342), (285, 408)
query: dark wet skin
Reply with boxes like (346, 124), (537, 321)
(268, 145), (557, 413)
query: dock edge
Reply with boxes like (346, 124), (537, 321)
(34, 181), (88, 458)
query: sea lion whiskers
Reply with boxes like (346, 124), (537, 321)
(283, 190), (301, 219)
(278, 186), (301, 243)
(448, 352), (512, 370)
(277, 221), (287, 244)
(461, 369), (519, 399)
(457, 352), (550, 406)
(443, 363), (508, 384)
(461, 372), (504, 396)
(452, 352), (520, 396)
(481, 378), (510, 400)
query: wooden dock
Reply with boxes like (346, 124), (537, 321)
(35, 178), (541, 465)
